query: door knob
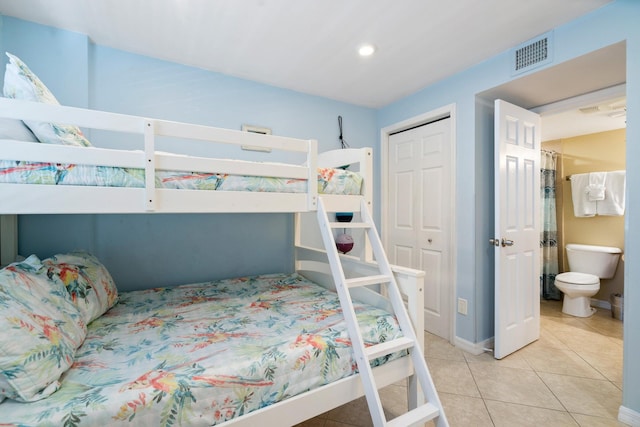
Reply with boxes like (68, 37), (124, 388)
(489, 238), (499, 247)
(501, 238), (514, 247)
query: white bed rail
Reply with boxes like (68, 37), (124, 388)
(0, 98), (320, 213)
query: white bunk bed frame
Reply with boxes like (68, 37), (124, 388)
(0, 98), (427, 426)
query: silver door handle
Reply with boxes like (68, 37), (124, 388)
(501, 238), (514, 247)
(489, 238), (499, 247)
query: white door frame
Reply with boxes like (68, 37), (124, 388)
(381, 103), (457, 343)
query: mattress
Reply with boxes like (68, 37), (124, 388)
(0, 159), (363, 195)
(0, 272), (403, 426)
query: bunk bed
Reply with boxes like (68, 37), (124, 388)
(0, 94), (429, 426)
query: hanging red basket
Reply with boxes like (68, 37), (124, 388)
(336, 233), (354, 254)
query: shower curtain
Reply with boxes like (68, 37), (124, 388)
(541, 150), (561, 300)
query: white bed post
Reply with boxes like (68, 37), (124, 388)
(0, 215), (18, 266)
(360, 148), (374, 263)
(306, 139), (318, 212)
(144, 120), (157, 212)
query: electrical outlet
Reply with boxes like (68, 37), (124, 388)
(457, 298), (468, 315)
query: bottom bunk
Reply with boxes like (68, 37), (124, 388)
(0, 250), (424, 426)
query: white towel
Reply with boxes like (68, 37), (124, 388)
(570, 173), (596, 217)
(597, 170), (626, 216)
(587, 172), (606, 201)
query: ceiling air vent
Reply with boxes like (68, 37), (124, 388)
(511, 31), (553, 76)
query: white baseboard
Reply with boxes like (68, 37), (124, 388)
(591, 297), (612, 310)
(454, 335), (494, 356)
(618, 405), (640, 426)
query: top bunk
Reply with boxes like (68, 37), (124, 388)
(0, 97), (372, 215)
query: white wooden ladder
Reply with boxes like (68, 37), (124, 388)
(317, 198), (448, 427)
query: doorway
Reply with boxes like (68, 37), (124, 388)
(478, 40), (626, 342)
(536, 86), (627, 311)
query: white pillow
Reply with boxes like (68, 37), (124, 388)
(3, 52), (92, 147)
(0, 117), (39, 142)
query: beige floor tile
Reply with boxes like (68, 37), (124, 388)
(540, 299), (564, 315)
(468, 362), (564, 410)
(484, 399), (579, 427)
(538, 372), (622, 419)
(553, 328), (623, 356)
(426, 357), (480, 397)
(584, 310), (624, 339)
(590, 323), (624, 340)
(378, 383), (414, 420)
(322, 384), (412, 427)
(324, 421), (358, 427)
(607, 335), (624, 349)
(464, 348), (532, 370)
(572, 413), (630, 426)
(306, 300), (623, 427)
(542, 316), (595, 336)
(424, 332), (466, 362)
(578, 349), (624, 384)
(532, 326), (572, 350)
(433, 392), (492, 427)
(520, 345), (606, 379)
(324, 396), (373, 427)
(296, 417), (327, 427)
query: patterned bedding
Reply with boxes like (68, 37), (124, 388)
(1, 52), (362, 196)
(0, 272), (403, 426)
(0, 159), (363, 195)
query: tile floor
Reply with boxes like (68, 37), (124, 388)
(298, 300), (626, 427)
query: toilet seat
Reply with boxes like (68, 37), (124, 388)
(555, 272), (599, 285)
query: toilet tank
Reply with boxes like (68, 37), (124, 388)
(566, 244), (622, 279)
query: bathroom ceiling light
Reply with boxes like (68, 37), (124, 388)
(358, 44), (376, 57)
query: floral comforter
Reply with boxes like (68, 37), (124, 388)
(0, 273), (403, 426)
(0, 159), (362, 195)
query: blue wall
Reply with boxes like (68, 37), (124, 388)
(0, 18), (89, 107)
(2, 0), (640, 417)
(377, 0), (639, 417)
(0, 16), (377, 291)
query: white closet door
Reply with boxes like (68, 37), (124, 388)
(388, 118), (452, 340)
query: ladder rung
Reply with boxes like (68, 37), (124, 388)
(344, 274), (391, 288)
(387, 402), (441, 427)
(329, 221), (371, 229)
(365, 336), (415, 360)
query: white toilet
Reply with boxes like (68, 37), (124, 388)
(555, 244), (622, 317)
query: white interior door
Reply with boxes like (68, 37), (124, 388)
(494, 99), (540, 359)
(387, 118), (451, 340)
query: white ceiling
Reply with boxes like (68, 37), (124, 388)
(538, 93), (626, 141)
(0, 0), (627, 140)
(0, 0), (614, 109)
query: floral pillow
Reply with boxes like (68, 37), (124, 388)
(43, 252), (118, 324)
(2, 52), (92, 147)
(0, 255), (86, 402)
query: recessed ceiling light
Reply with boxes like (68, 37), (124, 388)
(358, 44), (376, 57)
